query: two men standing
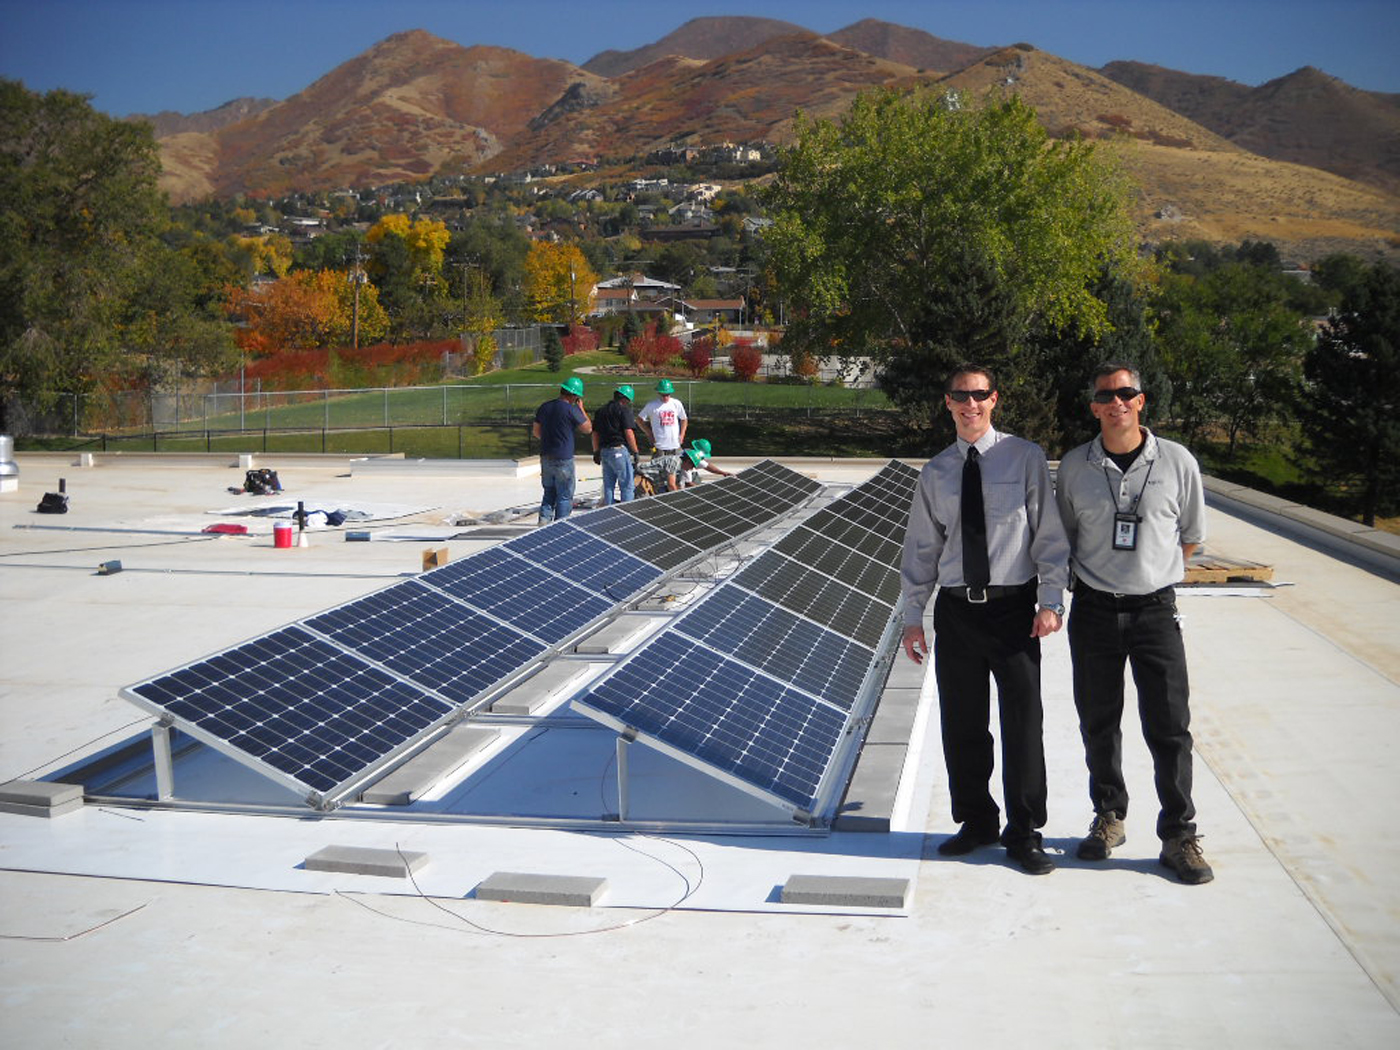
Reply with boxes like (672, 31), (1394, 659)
(901, 362), (1212, 885)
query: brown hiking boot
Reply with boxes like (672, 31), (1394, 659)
(1076, 813), (1126, 860)
(1160, 834), (1214, 885)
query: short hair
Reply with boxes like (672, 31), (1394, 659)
(1091, 362), (1142, 391)
(945, 363), (997, 393)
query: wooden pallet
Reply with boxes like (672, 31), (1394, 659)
(1184, 554), (1274, 584)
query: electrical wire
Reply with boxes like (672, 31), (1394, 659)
(0, 902), (150, 942)
(2, 716), (150, 784)
(0, 534), (221, 558)
(335, 835), (704, 939)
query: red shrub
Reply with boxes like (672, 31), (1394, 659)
(731, 341), (762, 382)
(562, 323), (599, 355)
(626, 323), (682, 372)
(683, 336), (714, 377)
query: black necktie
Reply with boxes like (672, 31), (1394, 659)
(962, 446), (990, 589)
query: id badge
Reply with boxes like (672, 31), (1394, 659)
(1113, 512), (1140, 551)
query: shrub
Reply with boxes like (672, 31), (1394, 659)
(626, 323), (682, 371)
(731, 342), (762, 382)
(562, 323), (599, 355)
(543, 327), (565, 372)
(683, 336), (714, 377)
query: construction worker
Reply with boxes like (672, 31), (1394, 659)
(532, 376), (591, 523)
(636, 379), (688, 492)
(592, 384), (640, 504)
(677, 438), (733, 487)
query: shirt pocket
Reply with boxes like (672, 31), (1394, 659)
(985, 482), (1028, 525)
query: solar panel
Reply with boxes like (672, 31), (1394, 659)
(572, 460), (916, 816)
(578, 636), (848, 810)
(676, 587), (874, 708)
(121, 457), (830, 809)
(305, 582), (546, 702)
(127, 626), (453, 799)
(417, 547), (614, 643)
(729, 555), (891, 649)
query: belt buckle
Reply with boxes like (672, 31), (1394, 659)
(967, 586), (988, 604)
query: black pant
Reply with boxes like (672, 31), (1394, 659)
(1067, 587), (1196, 841)
(932, 584), (1046, 844)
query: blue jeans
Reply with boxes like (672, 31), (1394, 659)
(539, 456), (576, 522)
(600, 446), (634, 504)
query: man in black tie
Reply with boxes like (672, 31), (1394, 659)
(900, 364), (1070, 874)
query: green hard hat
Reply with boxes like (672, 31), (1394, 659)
(683, 448), (702, 467)
(560, 376), (584, 397)
(656, 378), (675, 395)
(615, 383), (635, 401)
(691, 438), (712, 457)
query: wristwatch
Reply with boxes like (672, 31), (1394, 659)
(1039, 603), (1066, 617)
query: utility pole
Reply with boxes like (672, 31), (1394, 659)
(347, 244), (368, 350)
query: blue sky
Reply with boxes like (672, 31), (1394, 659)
(2, 0), (1397, 117)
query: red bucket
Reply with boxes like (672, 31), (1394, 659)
(273, 522), (293, 549)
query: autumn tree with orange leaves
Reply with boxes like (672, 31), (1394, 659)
(225, 270), (388, 356)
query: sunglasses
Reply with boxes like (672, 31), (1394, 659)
(1092, 387), (1141, 404)
(948, 389), (994, 403)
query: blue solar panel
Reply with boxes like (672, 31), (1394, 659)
(571, 506), (701, 569)
(128, 626), (452, 797)
(578, 635), (848, 810)
(418, 547), (614, 644)
(505, 522), (659, 601)
(305, 581), (545, 704)
(676, 587), (874, 709)
(729, 555), (892, 649)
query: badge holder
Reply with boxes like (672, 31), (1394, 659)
(1113, 512), (1140, 551)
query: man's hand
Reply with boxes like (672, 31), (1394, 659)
(592, 451), (602, 465)
(901, 625), (929, 664)
(1030, 608), (1062, 638)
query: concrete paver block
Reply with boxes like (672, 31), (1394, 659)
(781, 874), (910, 909)
(303, 845), (428, 878)
(359, 726), (499, 805)
(0, 780), (84, 807)
(574, 615), (654, 655)
(491, 661), (595, 715)
(883, 656), (927, 690)
(475, 872), (607, 907)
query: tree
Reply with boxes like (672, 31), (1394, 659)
(1156, 262), (1311, 455)
(523, 242), (598, 324)
(1299, 262), (1400, 525)
(730, 341), (762, 382)
(462, 267), (503, 376)
(762, 89), (1138, 445)
(683, 336), (714, 377)
(1, 81), (163, 429)
(542, 326), (565, 373)
(224, 270), (387, 356)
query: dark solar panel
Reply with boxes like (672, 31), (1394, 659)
(305, 582), (545, 703)
(417, 547), (613, 643)
(506, 521), (660, 601)
(571, 507), (700, 570)
(578, 636), (848, 811)
(676, 587), (874, 708)
(729, 555), (893, 649)
(129, 626), (452, 796)
(773, 526), (902, 604)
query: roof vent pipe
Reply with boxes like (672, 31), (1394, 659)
(0, 435), (18, 491)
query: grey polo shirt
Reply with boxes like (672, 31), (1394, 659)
(900, 427), (1069, 627)
(1055, 427), (1206, 596)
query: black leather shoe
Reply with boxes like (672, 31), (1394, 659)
(1005, 839), (1056, 875)
(937, 825), (1001, 856)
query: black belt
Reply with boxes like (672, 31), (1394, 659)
(941, 579), (1036, 604)
(1072, 582), (1175, 608)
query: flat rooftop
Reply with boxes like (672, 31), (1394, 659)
(1, 451), (1398, 1048)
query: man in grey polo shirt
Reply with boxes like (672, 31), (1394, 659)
(901, 364), (1069, 875)
(1056, 362), (1213, 884)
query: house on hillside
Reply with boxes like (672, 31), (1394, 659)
(595, 274), (682, 301)
(590, 287), (639, 317)
(680, 298), (744, 326)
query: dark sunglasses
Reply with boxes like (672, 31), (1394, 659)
(948, 389), (994, 403)
(1092, 387), (1141, 404)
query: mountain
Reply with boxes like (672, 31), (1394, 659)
(1101, 61), (1400, 194)
(149, 21), (1399, 259)
(490, 32), (931, 172)
(826, 18), (994, 73)
(160, 30), (603, 199)
(132, 97), (277, 138)
(581, 16), (807, 77)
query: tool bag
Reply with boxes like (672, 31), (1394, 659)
(36, 491), (69, 513)
(243, 468), (282, 495)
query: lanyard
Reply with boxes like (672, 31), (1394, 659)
(1098, 447), (1155, 515)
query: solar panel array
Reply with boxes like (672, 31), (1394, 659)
(122, 461), (822, 806)
(573, 460), (921, 815)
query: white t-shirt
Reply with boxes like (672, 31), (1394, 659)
(638, 396), (687, 450)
